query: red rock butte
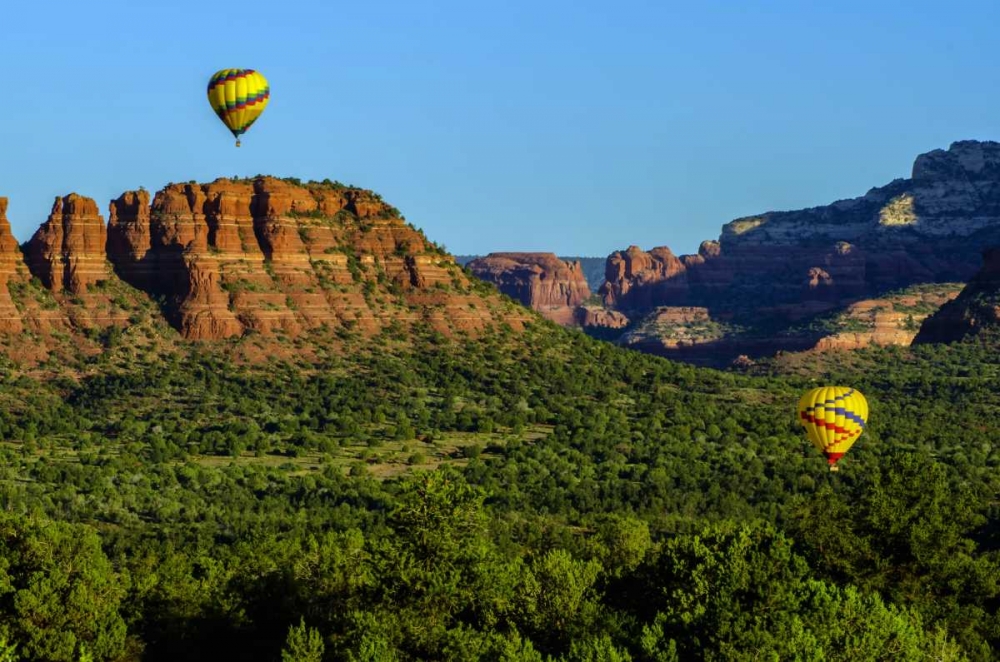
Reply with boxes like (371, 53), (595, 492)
(0, 177), (529, 360)
(466, 252), (591, 326)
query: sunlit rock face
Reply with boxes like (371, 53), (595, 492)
(0, 177), (530, 360)
(467, 252), (591, 325)
(0, 198), (25, 333)
(25, 194), (111, 295)
(721, 140), (1000, 245)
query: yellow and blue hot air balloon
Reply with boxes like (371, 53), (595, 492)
(797, 386), (868, 471)
(207, 68), (270, 147)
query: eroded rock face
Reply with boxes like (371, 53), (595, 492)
(666, 140), (1000, 307)
(586, 141), (1000, 361)
(467, 252), (591, 325)
(599, 246), (689, 310)
(575, 306), (629, 329)
(25, 194), (110, 295)
(599, 239), (868, 313)
(715, 142), (1000, 284)
(0, 177), (527, 363)
(103, 177), (520, 340)
(811, 291), (959, 351)
(914, 249), (1000, 344)
(722, 141), (1000, 245)
(0, 199), (24, 332)
(107, 189), (152, 288)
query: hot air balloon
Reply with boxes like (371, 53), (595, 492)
(797, 386), (868, 471)
(207, 69), (270, 147)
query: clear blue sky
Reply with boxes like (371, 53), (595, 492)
(0, 0), (996, 257)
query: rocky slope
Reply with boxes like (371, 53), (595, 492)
(804, 285), (961, 351)
(914, 249), (1000, 344)
(0, 177), (530, 365)
(611, 284), (961, 366)
(466, 253), (591, 325)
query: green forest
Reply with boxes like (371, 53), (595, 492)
(0, 320), (998, 661)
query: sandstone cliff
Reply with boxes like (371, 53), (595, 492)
(809, 287), (960, 351)
(467, 252), (590, 325)
(722, 141), (1000, 246)
(574, 306), (629, 329)
(0, 199), (24, 333)
(599, 246), (689, 310)
(25, 194), (111, 296)
(103, 177), (527, 341)
(607, 285), (960, 366)
(581, 141), (1000, 362)
(594, 141), (1000, 317)
(597, 238), (872, 316)
(458, 255), (606, 291)
(17, 194), (146, 338)
(0, 177), (530, 364)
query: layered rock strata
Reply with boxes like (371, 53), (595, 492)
(578, 141), (1000, 362)
(0, 199), (24, 333)
(25, 194), (111, 296)
(467, 252), (591, 325)
(0, 177), (527, 355)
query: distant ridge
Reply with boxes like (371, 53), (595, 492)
(461, 141), (1000, 365)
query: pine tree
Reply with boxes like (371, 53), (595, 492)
(281, 618), (325, 662)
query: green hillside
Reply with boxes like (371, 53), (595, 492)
(0, 320), (996, 660)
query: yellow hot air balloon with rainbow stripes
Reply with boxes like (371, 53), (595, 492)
(797, 386), (868, 471)
(207, 68), (270, 147)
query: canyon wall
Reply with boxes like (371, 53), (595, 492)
(467, 252), (591, 325)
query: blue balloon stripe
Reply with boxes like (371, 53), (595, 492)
(845, 412), (866, 428)
(803, 403), (866, 429)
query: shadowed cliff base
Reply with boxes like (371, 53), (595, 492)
(914, 247), (1000, 345)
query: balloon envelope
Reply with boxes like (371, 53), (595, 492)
(797, 386), (868, 470)
(207, 69), (270, 146)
